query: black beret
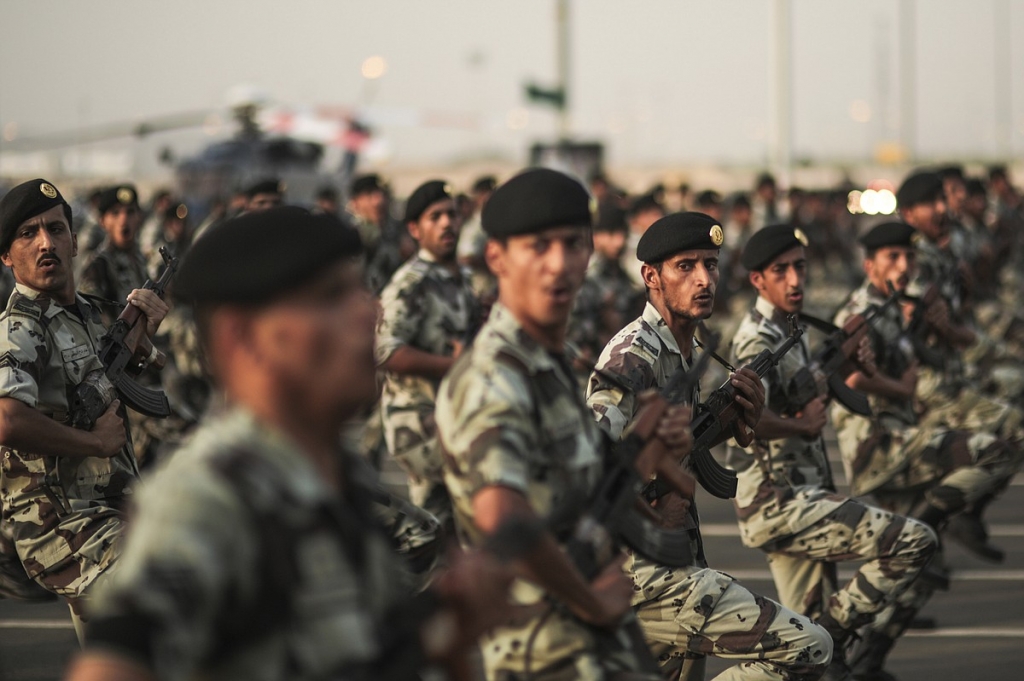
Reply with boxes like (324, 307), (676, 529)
(695, 190), (722, 208)
(244, 178), (283, 198)
(964, 178), (986, 197)
(594, 204), (627, 233)
(404, 180), (452, 223)
(896, 172), (943, 208)
(741, 224), (810, 271)
(858, 222), (916, 251)
(350, 173), (386, 197)
(636, 212), (723, 263)
(97, 185), (139, 214)
(472, 176), (497, 194)
(0, 178), (73, 254)
(628, 193), (662, 217)
(173, 206), (363, 305)
(482, 168), (592, 238)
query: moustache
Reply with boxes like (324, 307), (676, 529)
(37, 254), (62, 266)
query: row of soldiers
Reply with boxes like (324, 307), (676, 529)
(0, 162), (1020, 681)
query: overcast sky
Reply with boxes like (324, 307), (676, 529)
(1, 0), (1022, 176)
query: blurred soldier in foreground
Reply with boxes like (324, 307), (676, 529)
(832, 222), (1023, 679)
(66, 206), (512, 681)
(377, 180), (479, 532)
(728, 225), (937, 681)
(0, 179), (168, 637)
(587, 212), (832, 680)
(437, 168), (699, 680)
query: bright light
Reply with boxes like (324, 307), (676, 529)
(850, 99), (872, 124)
(875, 189), (897, 215)
(361, 56), (388, 80)
(861, 189), (880, 215)
(507, 108), (530, 130)
(847, 190), (862, 214)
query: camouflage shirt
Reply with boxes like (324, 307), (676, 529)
(86, 407), (414, 681)
(78, 243), (148, 305)
(569, 254), (643, 364)
(377, 250), (479, 486)
(906, 233), (966, 387)
(726, 296), (843, 549)
(585, 302), (706, 599)
(437, 302), (615, 677)
(0, 284), (137, 582)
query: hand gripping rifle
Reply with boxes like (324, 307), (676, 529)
(68, 248), (178, 430)
(786, 284), (901, 418)
(685, 317), (804, 498)
(901, 283), (946, 369)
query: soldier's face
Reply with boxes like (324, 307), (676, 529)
(643, 249), (719, 321)
(750, 246), (807, 315)
(865, 246), (916, 294)
(2, 205), (78, 303)
(900, 196), (947, 242)
(486, 225), (592, 335)
(409, 198), (459, 262)
(246, 192), (282, 212)
(256, 259), (378, 423)
(592, 230), (627, 260)
(353, 190), (386, 224)
(101, 204), (141, 249)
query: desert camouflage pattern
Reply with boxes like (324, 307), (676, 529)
(727, 295), (937, 625)
(0, 284), (137, 608)
(377, 250), (479, 519)
(726, 295), (843, 549)
(352, 214), (407, 294)
(586, 304), (834, 681)
(86, 407), (413, 681)
(78, 243), (149, 305)
(437, 302), (651, 681)
(832, 281), (1023, 510)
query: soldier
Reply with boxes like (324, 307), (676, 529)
(831, 222), (1023, 679)
(568, 202), (643, 377)
(586, 212), (832, 680)
(347, 173), (413, 293)
(0, 179), (168, 638)
(78, 184), (148, 305)
(728, 224), (937, 680)
(377, 180), (479, 530)
(456, 175), (498, 299)
(622, 193), (665, 290)
(242, 177), (284, 213)
(438, 168), (732, 681)
(313, 185), (340, 216)
(65, 206), (512, 681)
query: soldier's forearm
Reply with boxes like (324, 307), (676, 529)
(0, 397), (106, 459)
(847, 370), (912, 401)
(752, 407), (812, 440)
(65, 652), (156, 681)
(381, 345), (455, 381)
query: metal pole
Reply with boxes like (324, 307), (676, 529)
(773, 0), (792, 188)
(556, 0), (570, 139)
(899, 0), (916, 163)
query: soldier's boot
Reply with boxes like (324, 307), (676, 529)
(848, 631), (899, 681)
(817, 612), (855, 681)
(945, 494), (1005, 563)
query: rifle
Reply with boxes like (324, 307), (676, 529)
(786, 284), (901, 418)
(901, 284), (946, 369)
(68, 248), (178, 430)
(686, 317), (804, 498)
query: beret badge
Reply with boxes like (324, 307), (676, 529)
(710, 224), (724, 246)
(39, 183), (58, 199)
(116, 187), (133, 204)
(794, 228), (809, 247)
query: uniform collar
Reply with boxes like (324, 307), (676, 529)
(486, 302), (562, 374)
(13, 282), (92, 322)
(641, 301), (693, 358)
(754, 294), (787, 329)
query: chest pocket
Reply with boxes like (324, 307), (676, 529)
(60, 343), (96, 386)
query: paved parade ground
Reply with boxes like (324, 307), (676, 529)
(2, 436), (1022, 680)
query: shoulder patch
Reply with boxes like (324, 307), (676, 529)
(0, 351), (21, 370)
(10, 296), (44, 320)
(633, 335), (661, 359)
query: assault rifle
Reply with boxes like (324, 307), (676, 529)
(786, 284), (901, 418)
(687, 317), (804, 498)
(901, 283), (946, 369)
(68, 248), (178, 430)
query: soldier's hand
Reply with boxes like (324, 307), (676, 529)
(655, 404), (692, 461)
(652, 491), (692, 526)
(730, 367), (765, 430)
(90, 400), (126, 458)
(855, 335), (877, 375)
(431, 548), (514, 655)
(578, 553), (633, 629)
(127, 289), (170, 337)
(900, 360), (919, 397)
(796, 396), (828, 437)
(450, 339), (465, 360)
(924, 297), (950, 334)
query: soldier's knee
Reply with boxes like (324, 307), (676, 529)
(902, 517), (939, 564)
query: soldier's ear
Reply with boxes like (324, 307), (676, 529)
(640, 262), (659, 290)
(0, 252), (10, 268)
(749, 270), (764, 291)
(484, 239), (505, 277)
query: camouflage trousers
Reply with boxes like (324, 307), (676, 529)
(764, 500), (937, 632)
(636, 565), (832, 681)
(917, 371), (1024, 448)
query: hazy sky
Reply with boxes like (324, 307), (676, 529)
(1, 0), (1022, 176)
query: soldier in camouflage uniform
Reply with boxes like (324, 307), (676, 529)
(78, 185), (149, 306)
(830, 222), (1023, 679)
(66, 206), (512, 681)
(348, 173), (413, 294)
(439, 169), (733, 681)
(587, 212), (832, 681)
(377, 180), (479, 530)
(0, 179), (168, 638)
(728, 225), (938, 681)
(569, 203), (644, 382)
